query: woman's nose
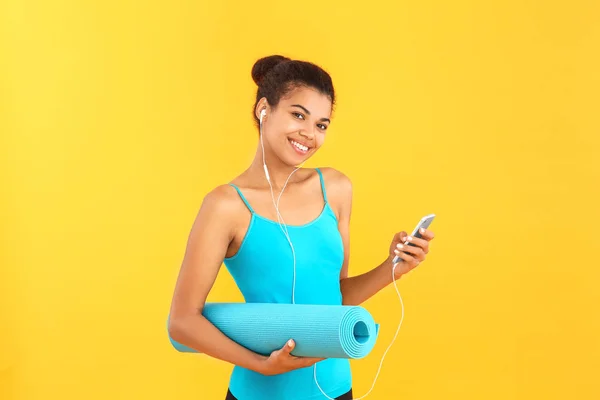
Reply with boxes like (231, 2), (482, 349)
(299, 128), (314, 140)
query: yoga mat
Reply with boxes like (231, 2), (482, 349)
(167, 303), (380, 359)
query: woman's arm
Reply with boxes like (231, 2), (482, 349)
(328, 168), (432, 306)
(167, 185), (267, 373)
(340, 261), (395, 306)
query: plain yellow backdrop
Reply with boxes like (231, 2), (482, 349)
(1, 0), (599, 399)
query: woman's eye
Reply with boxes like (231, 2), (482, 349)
(318, 124), (328, 130)
(293, 112), (305, 120)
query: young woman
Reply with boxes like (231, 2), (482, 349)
(168, 55), (435, 400)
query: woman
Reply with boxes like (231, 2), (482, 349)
(168, 55), (435, 400)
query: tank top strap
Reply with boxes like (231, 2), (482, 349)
(314, 168), (328, 203)
(228, 183), (255, 213)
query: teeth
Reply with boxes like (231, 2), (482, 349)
(290, 140), (308, 152)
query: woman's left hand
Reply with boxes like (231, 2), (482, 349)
(388, 228), (435, 279)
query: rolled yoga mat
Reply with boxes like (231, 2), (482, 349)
(167, 302), (380, 359)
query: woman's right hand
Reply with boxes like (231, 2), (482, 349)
(260, 339), (325, 376)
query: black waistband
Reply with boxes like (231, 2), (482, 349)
(225, 387), (353, 400)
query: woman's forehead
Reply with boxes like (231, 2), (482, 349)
(279, 87), (332, 113)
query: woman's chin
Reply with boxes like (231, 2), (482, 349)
(287, 152), (313, 167)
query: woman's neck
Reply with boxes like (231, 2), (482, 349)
(244, 148), (305, 191)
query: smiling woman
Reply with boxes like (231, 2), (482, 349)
(167, 55), (433, 400)
(169, 55), (354, 400)
(250, 55), (334, 169)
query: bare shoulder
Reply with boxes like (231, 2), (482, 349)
(192, 184), (245, 234)
(199, 184), (242, 213)
(317, 168), (352, 220)
(318, 167), (352, 196)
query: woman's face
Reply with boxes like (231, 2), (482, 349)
(260, 86), (332, 166)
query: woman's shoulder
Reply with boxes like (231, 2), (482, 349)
(197, 184), (246, 219)
(204, 183), (240, 202)
(316, 167), (352, 220)
(317, 167), (352, 193)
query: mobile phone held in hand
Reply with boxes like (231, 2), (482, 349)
(392, 213), (436, 264)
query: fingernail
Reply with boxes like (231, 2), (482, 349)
(420, 228), (425, 234)
(396, 244), (404, 249)
(288, 340), (293, 347)
(407, 236), (412, 241)
(394, 249), (400, 255)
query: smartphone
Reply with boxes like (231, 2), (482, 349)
(392, 213), (436, 264)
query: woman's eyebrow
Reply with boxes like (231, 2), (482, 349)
(291, 104), (330, 123)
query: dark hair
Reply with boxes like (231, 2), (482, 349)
(251, 55), (335, 127)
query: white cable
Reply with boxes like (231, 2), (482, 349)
(269, 169), (300, 304)
(314, 261), (405, 399)
(259, 114), (302, 304)
(260, 113), (404, 399)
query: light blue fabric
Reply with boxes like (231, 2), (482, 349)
(170, 168), (373, 399)
(226, 168), (355, 399)
(168, 302), (379, 358)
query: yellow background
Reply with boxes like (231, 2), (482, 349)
(1, 0), (599, 399)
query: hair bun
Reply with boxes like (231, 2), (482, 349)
(251, 55), (291, 86)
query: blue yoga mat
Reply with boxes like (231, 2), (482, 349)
(167, 302), (380, 359)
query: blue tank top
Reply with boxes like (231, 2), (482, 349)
(223, 168), (352, 400)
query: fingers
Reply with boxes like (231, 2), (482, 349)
(395, 240), (426, 259)
(271, 339), (294, 359)
(394, 248), (419, 265)
(404, 235), (430, 254)
(282, 339), (323, 364)
(393, 231), (408, 243)
(391, 228), (434, 277)
(395, 229), (434, 243)
(418, 228), (435, 240)
(282, 339), (295, 354)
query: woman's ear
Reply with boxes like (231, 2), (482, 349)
(255, 98), (269, 121)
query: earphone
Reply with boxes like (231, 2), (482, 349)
(260, 109), (271, 183)
(259, 107), (404, 399)
(259, 107), (302, 303)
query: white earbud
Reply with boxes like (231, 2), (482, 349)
(259, 108), (266, 124)
(259, 108), (270, 182)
